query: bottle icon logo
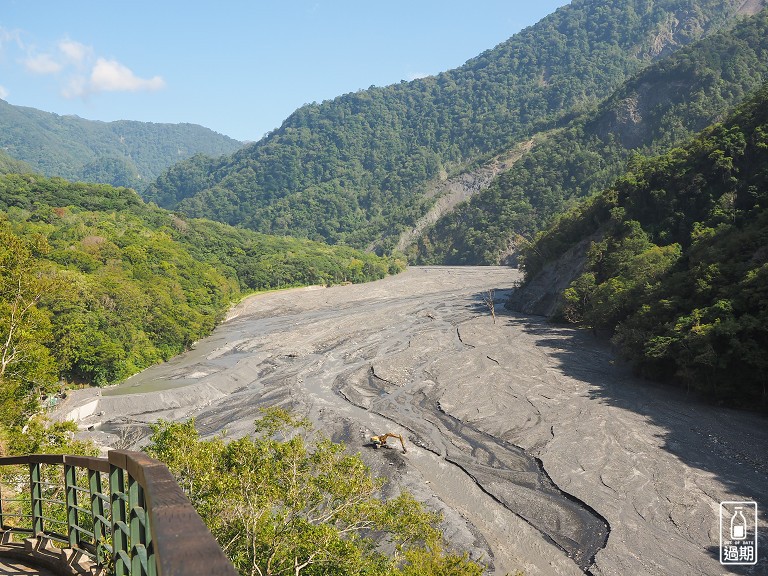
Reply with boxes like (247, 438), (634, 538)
(720, 501), (758, 565)
(730, 507), (747, 540)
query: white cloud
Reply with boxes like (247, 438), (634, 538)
(24, 53), (62, 74)
(58, 39), (91, 65)
(7, 31), (165, 99)
(0, 27), (23, 53)
(89, 58), (165, 93)
(0, 85), (8, 100)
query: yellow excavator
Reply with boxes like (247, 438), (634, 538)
(370, 432), (407, 453)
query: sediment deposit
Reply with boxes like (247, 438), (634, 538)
(59, 267), (768, 575)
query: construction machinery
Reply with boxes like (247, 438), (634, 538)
(370, 433), (407, 453)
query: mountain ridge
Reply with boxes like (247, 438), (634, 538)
(0, 99), (243, 190)
(413, 5), (768, 264)
(146, 0), (752, 250)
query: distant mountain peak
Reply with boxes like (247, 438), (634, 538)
(0, 99), (243, 189)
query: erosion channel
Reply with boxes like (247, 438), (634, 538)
(61, 267), (768, 576)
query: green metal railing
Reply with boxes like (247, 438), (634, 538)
(0, 451), (237, 576)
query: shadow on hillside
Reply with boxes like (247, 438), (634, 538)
(486, 302), (768, 572)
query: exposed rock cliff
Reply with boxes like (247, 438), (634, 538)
(506, 233), (599, 317)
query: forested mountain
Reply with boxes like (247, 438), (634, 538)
(414, 6), (768, 264)
(0, 99), (243, 189)
(0, 173), (401, 428)
(0, 149), (34, 175)
(515, 83), (768, 406)
(146, 0), (754, 250)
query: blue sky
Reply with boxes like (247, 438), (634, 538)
(0, 1), (571, 142)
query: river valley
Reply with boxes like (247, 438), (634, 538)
(59, 266), (768, 575)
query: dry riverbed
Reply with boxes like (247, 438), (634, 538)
(57, 267), (767, 575)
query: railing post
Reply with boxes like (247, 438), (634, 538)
(145, 487), (155, 576)
(89, 469), (108, 564)
(65, 463), (78, 549)
(111, 464), (129, 576)
(29, 462), (43, 536)
(0, 475), (4, 528)
(129, 476), (149, 576)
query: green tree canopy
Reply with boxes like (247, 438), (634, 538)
(146, 408), (486, 576)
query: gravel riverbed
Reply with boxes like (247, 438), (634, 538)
(57, 266), (767, 575)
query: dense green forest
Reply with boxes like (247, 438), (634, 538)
(0, 174), (402, 454)
(414, 8), (768, 264)
(146, 0), (749, 250)
(0, 99), (243, 189)
(518, 83), (768, 406)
